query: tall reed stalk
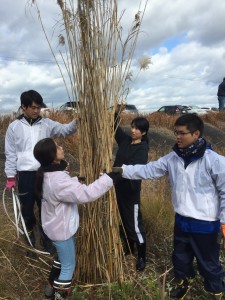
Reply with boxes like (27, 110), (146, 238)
(32, 0), (148, 284)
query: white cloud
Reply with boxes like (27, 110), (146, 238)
(0, 0), (224, 113)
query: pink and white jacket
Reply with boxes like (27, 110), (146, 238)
(41, 171), (113, 241)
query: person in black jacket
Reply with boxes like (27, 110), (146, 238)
(114, 113), (149, 271)
(217, 77), (225, 111)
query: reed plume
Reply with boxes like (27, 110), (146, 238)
(32, 0), (148, 284)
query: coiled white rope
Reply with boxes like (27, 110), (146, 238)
(2, 187), (50, 255)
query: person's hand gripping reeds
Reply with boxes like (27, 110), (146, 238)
(6, 177), (16, 192)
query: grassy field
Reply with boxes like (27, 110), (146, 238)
(1, 111), (225, 299)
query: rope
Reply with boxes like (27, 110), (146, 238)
(2, 187), (50, 255)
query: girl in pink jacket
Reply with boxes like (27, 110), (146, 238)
(33, 138), (114, 299)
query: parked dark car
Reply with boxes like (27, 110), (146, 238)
(156, 105), (188, 115)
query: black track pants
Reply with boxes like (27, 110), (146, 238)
(17, 171), (40, 231)
(115, 184), (146, 244)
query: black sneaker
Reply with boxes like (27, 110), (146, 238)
(169, 278), (190, 299)
(136, 257), (146, 271)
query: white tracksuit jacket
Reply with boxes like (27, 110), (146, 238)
(122, 149), (225, 224)
(5, 117), (76, 177)
(41, 172), (113, 241)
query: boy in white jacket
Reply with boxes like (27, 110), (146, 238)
(113, 114), (225, 300)
(33, 137), (116, 299)
(5, 90), (77, 254)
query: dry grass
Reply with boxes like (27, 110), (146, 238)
(0, 115), (14, 137)
(201, 111), (219, 126)
(0, 190), (52, 299)
(2, 108), (225, 298)
(148, 113), (179, 130)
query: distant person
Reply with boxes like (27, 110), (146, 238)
(33, 138), (116, 299)
(113, 114), (225, 300)
(217, 77), (225, 111)
(4, 90), (76, 255)
(113, 111), (149, 271)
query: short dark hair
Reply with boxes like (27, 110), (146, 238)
(20, 90), (43, 107)
(33, 138), (56, 167)
(131, 117), (149, 141)
(223, 77), (225, 81)
(175, 113), (204, 136)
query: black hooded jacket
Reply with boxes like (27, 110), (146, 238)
(113, 126), (149, 192)
(217, 80), (225, 97)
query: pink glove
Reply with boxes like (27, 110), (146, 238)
(221, 224), (225, 249)
(6, 178), (16, 192)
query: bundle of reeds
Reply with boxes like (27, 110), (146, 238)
(32, 0), (148, 284)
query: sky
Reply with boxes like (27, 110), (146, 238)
(1, 0), (225, 114)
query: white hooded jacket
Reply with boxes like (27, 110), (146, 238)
(5, 117), (76, 177)
(41, 172), (113, 241)
(122, 149), (225, 223)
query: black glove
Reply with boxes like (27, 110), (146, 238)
(78, 176), (86, 183)
(112, 167), (123, 174)
(106, 172), (122, 184)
